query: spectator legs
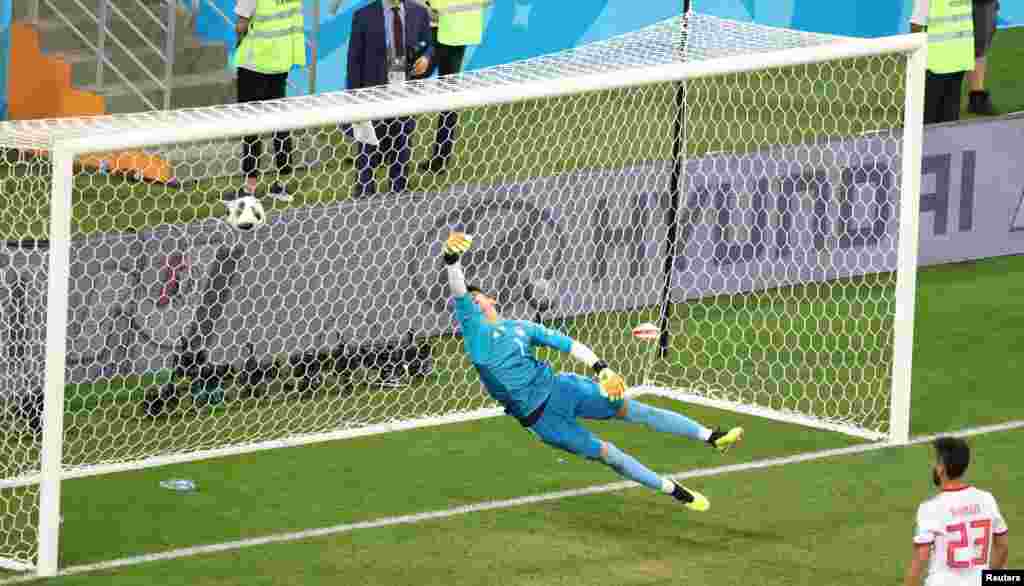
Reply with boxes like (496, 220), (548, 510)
(354, 117), (416, 197)
(236, 68), (293, 198)
(423, 36), (467, 173)
(924, 70), (966, 125)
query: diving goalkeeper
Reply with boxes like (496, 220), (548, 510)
(442, 232), (743, 510)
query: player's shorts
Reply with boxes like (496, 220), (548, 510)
(974, 1), (999, 58)
(526, 372), (622, 460)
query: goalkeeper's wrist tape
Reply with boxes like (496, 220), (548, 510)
(592, 360), (609, 374)
(443, 253), (459, 265)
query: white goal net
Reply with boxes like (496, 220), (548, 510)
(0, 12), (925, 576)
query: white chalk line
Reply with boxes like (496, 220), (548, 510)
(2, 419), (1022, 584)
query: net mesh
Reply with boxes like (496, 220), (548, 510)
(1, 150), (49, 570)
(0, 12), (914, 570)
(644, 49), (907, 436)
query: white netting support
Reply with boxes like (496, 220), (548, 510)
(0, 13), (926, 575)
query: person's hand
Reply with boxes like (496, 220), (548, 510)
(443, 232), (472, 265)
(414, 56), (430, 77)
(596, 366), (626, 401)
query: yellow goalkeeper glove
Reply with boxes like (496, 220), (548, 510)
(593, 361), (626, 401)
(443, 232), (473, 265)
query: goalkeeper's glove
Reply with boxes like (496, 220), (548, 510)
(443, 232), (473, 265)
(593, 360), (626, 401)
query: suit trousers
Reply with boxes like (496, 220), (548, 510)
(237, 67), (293, 178)
(355, 117), (417, 196)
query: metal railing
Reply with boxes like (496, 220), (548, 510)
(26, 0), (41, 25)
(38, 0), (178, 111)
(24, 0), (320, 111)
(190, 0), (320, 95)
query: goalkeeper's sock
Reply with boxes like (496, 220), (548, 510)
(601, 443), (668, 493)
(622, 401), (712, 442)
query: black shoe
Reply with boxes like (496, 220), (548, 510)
(378, 367), (408, 388)
(418, 159), (447, 174)
(224, 187), (255, 205)
(268, 182), (293, 203)
(968, 91), (997, 116)
(707, 427), (744, 453)
(671, 482), (710, 511)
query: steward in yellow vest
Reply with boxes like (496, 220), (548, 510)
(911, 0), (975, 124)
(231, 0), (308, 202)
(234, 0), (306, 74)
(431, 0), (487, 47)
(925, 0), (974, 74)
(419, 0), (490, 173)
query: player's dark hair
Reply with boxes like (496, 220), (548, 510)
(466, 284), (484, 296)
(933, 436), (970, 479)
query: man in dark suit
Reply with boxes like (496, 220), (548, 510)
(348, 0), (433, 197)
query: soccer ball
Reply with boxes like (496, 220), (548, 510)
(226, 196), (266, 231)
(632, 322), (660, 341)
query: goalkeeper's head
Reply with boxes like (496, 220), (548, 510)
(467, 284), (500, 323)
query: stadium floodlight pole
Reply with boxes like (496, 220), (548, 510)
(657, 0), (692, 359)
(37, 146), (76, 577)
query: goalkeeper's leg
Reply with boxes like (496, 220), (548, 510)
(600, 441), (709, 511)
(530, 415), (708, 511)
(529, 377), (708, 511)
(619, 400), (710, 441)
(618, 400), (744, 453)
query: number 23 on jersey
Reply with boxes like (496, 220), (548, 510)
(944, 519), (992, 569)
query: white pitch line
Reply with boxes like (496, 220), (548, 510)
(2, 419), (1023, 584)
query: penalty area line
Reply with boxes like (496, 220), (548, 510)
(3, 419), (1023, 584)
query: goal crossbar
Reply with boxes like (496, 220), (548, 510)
(0, 32), (926, 157)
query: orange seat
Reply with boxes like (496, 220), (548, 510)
(8, 23), (105, 120)
(8, 23), (175, 184)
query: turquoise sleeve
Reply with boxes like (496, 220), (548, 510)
(454, 295), (482, 335)
(526, 321), (573, 353)
(454, 295), (488, 359)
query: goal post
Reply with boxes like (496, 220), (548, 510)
(0, 14), (926, 577)
(889, 42), (929, 446)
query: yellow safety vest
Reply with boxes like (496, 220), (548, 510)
(234, 0), (306, 74)
(430, 0), (488, 47)
(927, 0), (975, 74)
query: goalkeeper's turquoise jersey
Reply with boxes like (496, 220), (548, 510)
(453, 294), (573, 420)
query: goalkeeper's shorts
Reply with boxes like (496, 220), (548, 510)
(527, 372), (621, 460)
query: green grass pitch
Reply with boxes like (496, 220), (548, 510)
(1, 27), (1023, 585)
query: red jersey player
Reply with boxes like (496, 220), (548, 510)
(904, 436), (1009, 586)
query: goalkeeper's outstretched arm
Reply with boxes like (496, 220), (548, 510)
(528, 323), (626, 400)
(440, 232), (624, 398)
(442, 233), (485, 351)
(443, 233), (472, 297)
(447, 258), (468, 298)
(572, 340), (626, 400)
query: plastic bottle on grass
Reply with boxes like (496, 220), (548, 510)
(160, 479), (196, 492)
